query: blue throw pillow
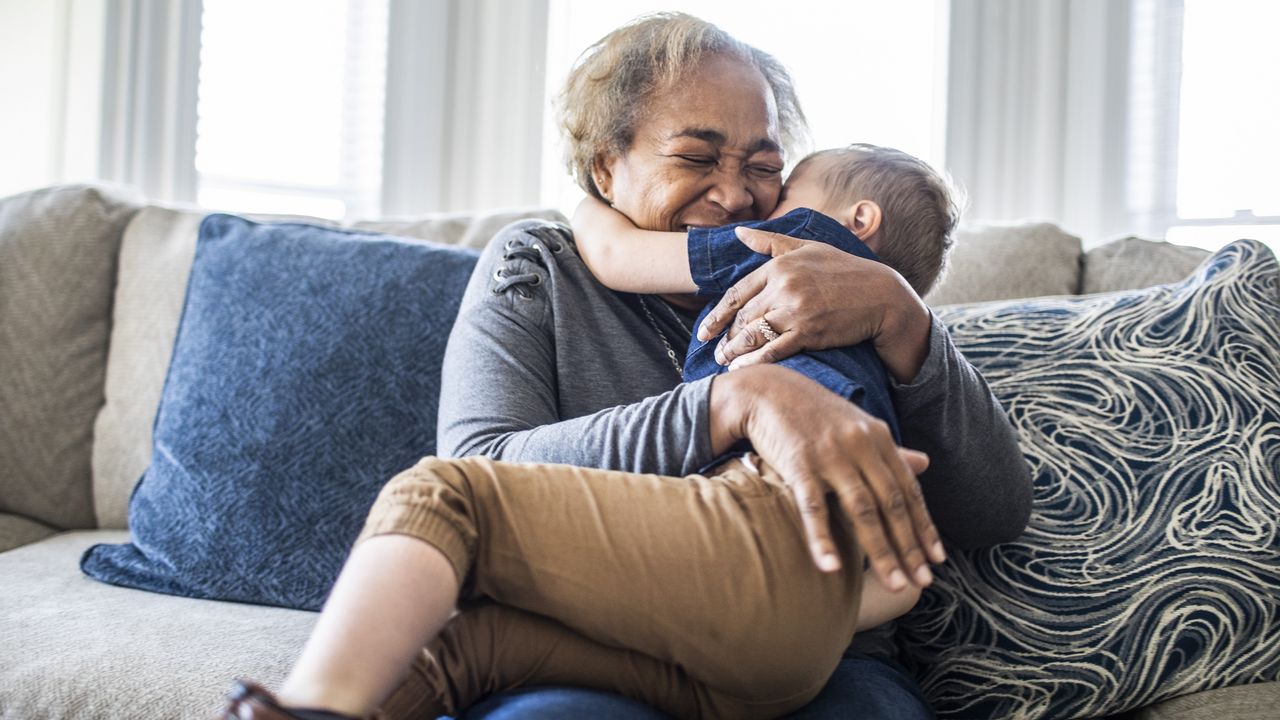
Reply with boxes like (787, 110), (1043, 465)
(81, 214), (479, 610)
(900, 240), (1280, 719)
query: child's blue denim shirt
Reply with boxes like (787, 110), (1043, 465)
(684, 208), (901, 461)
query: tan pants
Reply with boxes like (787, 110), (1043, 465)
(359, 454), (864, 720)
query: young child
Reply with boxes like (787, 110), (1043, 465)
(221, 145), (958, 720)
(573, 143), (959, 461)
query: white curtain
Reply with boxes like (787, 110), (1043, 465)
(382, 0), (550, 215)
(98, 0), (202, 204)
(945, 0), (1137, 243)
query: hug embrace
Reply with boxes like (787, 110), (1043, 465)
(223, 12), (1031, 720)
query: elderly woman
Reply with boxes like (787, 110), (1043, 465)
(222, 13), (1030, 720)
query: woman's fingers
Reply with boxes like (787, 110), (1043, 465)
(860, 448), (932, 588)
(789, 475), (843, 572)
(819, 464), (899, 588)
(697, 268), (768, 341)
(890, 447), (946, 565)
(725, 329), (802, 370)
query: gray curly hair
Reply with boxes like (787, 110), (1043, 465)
(556, 12), (809, 201)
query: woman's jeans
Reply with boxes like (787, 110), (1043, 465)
(362, 454), (865, 719)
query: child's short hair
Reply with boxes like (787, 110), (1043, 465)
(795, 144), (964, 296)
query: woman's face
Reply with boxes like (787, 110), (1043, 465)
(595, 54), (784, 232)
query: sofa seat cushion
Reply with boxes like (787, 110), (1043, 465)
(1136, 682), (1280, 720)
(900, 240), (1280, 719)
(0, 531), (314, 719)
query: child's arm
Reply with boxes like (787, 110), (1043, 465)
(571, 196), (697, 294)
(855, 567), (924, 631)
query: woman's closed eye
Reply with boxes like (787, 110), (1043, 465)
(749, 164), (782, 178)
(677, 155), (716, 167)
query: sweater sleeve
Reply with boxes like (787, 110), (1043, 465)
(436, 221), (718, 476)
(890, 312), (1033, 548)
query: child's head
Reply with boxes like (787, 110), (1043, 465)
(769, 144), (963, 296)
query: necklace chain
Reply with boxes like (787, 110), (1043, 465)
(637, 295), (691, 379)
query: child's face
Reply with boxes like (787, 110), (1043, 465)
(768, 156), (848, 222)
(767, 173), (839, 220)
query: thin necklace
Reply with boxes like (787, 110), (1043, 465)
(637, 295), (691, 378)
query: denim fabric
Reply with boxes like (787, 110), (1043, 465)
(81, 214), (480, 610)
(453, 652), (933, 720)
(685, 209), (899, 443)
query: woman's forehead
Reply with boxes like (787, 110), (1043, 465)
(640, 57), (781, 148)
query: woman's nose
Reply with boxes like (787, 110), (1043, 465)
(706, 175), (754, 216)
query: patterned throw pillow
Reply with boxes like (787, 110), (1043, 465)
(901, 240), (1280, 719)
(80, 214), (479, 610)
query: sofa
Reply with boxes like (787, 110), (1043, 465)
(0, 184), (1276, 719)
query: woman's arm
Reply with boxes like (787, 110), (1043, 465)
(438, 222), (717, 477)
(441, 223), (945, 587)
(571, 196), (696, 294)
(697, 228), (1033, 549)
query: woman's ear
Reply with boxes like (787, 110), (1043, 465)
(846, 200), (884, 251)
(590, 156), (614, 204)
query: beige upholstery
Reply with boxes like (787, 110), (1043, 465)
(0, 531), (314, 719)
(91, 207), (204, 529)
(0, 512), (56, 553)
(1136, 681), (1280, 720)
(0, 185), (140, 531)
(1082, 237), (1212, 294)
(925, 221), (1083, 306)
(353, 206), (567, 248)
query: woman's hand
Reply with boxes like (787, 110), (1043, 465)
(710, 365), (947, 590)
(698, 226), (933, 383)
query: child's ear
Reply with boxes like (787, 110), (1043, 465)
(845, 200), (883, 250)
(590, 156), (614, 204)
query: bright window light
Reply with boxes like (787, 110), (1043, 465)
(1176, 0), (1280, 219)
(195, 0), (388, 220)
(540, 1), (947, 215)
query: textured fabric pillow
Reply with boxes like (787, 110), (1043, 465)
(924, 221), (1082, 306)
(81, 214), (479, 610)
(1083, 236), (1211, 295)
(0, 185), (140, 530)
(899, 240), (1280, 719)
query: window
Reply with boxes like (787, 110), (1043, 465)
(194, 0), (388, 220)
(1130, 0), (1280, 250)
(539, 1), (949, 215)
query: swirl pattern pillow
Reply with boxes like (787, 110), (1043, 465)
(901, 240), (1280, 719)
(81, 214), (479, 610)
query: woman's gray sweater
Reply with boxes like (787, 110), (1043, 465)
(438, 220), (1032, 550)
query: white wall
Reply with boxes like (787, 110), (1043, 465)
(0, 0), (104, 199)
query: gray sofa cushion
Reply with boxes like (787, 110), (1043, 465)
(353, 206), (566, 249)
(925, 221), (1082, 306)
(1136, 682), (1280, 720)
(1083, 237), (1211, 294)
(0, 512), (56, 553)
(92, 207), (203, 529)
(0, 185), (140, 531)
(0, 531), (313, 719)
